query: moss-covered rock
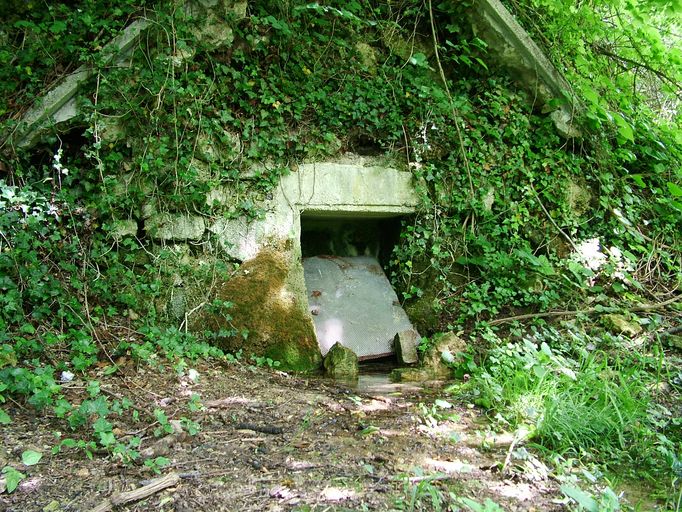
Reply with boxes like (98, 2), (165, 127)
(601, 313), (642, 337)
(421, 332), (466, 378)
(200, 248), (322, 372)
(323, 342), (359, 378)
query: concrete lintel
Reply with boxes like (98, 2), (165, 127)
(300, 207), (413, 218)
(300, 206), (415, 216)
(282, 162), (419, 210)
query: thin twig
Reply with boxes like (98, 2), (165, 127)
(502, 428), (531, 474)
(489, 294), (681, 326)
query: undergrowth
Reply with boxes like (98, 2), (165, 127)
(0, 0), (680, 504)
(450, 325), (682, 507)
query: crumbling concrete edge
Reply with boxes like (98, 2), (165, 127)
(471, 0), (582, 137)
(9, 18), (151, 149)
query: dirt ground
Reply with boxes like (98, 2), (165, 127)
(0, 360), (615, 511)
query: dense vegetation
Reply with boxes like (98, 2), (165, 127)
(0, 0), (680, 508)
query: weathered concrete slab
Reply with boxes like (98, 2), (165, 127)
(210, 156), (419, 262)
(11, 19), (150, 148)
(287, 158), (419, 215)
(470, 0), (581, 137)
(303, 256), (418, 359)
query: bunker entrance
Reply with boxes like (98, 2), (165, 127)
(300, 213), (419, 360)
(300, 214), (402, 267)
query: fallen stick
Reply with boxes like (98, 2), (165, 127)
(89, 472), (180, 512)
(489, 295), (681, 326)
(235, 422), (284, 435)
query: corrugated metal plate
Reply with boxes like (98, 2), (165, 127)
(303, 256), (417, 359)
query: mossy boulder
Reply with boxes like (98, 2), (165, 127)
(421, 332), (466, 378)
(323, 342), (359, 378)
(200, 248), (322, 372)
(602, 313), (642, 337)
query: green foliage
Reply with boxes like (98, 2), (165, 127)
(1, 466), (26, 494)
(395, 469), (448, 512)
(464, 335), (649, 454)
(505, 0), (682, 243)
(0, 1), (142, 121)
(561, 483), (621, 512)
(455, 327), (681, 501)
(0, 4), (680, 502)
(457, 497), (505, 512)
(144, 456), (170, 475)
(21, 450), (42, 466)
(250, 354), (281, 368)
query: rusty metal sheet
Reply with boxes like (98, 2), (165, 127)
(303, 256), (418, 360)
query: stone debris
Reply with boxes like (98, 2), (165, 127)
(394, 330), (420, 365)
(323, 342), (359, 378)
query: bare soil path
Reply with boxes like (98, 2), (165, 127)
(1, 361), (566, 511)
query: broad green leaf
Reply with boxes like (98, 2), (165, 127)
(630, 174), (646, 188)
(561, 484), (599, 512)
(615, 114), (634, 142)
(667, 182), (682, 197)
(0, 409), (10, 425)
(21, 450), (42, 466)
(583, 86), (600, 104)
(92, 417), (112, 434)
(98, 432), (116, 447)
(434, 399), (453, 409)
(670, 200), (682, 212)
(1, 466), (25, 493)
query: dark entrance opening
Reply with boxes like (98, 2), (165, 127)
(300, 213), (404, 269)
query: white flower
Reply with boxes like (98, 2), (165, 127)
(574, 238), (606, 271)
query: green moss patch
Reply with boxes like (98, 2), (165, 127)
(201, 248), (322, 372)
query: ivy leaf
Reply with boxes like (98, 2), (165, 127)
(0, 410), (10, 425)
(409, 53), (431, 69)
(21, 450), (42, 466)
(667, 182), (682, 197)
